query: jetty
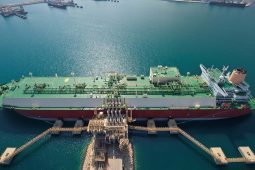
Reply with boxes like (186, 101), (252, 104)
(0, 126), (87, 165)
(0, 0), (45, 8)
(0, 0), (83, 19)
(147, 119), (157, 134)
(0, 98), (135, 169)
(83, 98), (134, 170)
(1, 117), (255, 167)
(1, 97), (255, 167)
(0, 6), (28, 19)
(129, 120), (255, 165)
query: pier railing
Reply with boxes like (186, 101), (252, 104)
(0, 126), (88, 163)
(129, 125), (251, 164)
(1, 123), (253, 165)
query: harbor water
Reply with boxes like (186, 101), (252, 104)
(1, 0), (255, 169)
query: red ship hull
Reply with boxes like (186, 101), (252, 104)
(13, 108), (251, 121)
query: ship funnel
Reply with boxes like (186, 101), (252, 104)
(228, 68), (247, 85)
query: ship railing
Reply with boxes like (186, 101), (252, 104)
(129, 125), (250, 164)
(23, 87), (210, 96)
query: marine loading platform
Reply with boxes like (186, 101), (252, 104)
(1, 116), (255, 168)
(1, 64), (255, 169)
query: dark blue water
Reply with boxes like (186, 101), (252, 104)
(0, 0), (255, 169)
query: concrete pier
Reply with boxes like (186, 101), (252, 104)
(0, 126), (88, 165)
(72, 120), (84, 135)
(129, 124), (255, 165)
(147, 119), (156, 135)
(83, 99), (133, 170)
(210, 147), (228, 165)
(52, 120), (63, 135)
(108, 158), (122, 170)
(0, 94), (253, 169)
(0, 0), (82, 19)
(0, 148), (16, 165)
(82, 138), (94, 170)
(82, 136), (134, 170)
(238, 147), (255, 163)
(168, 119), (178, 134)
(0, 6), (28, 19)
(1, 120), (254, 167)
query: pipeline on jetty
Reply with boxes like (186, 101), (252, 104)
(1, 119), (254, 167)
(82, 98), (134, 170)
(0, 97), (255, 168)
(0, 126), (88, 165)
(130, 120), (255, 165)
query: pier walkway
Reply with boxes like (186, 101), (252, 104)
(129, 124), (254, 164)
(1, 120), (254, 166)
(0, 126), (87, 165)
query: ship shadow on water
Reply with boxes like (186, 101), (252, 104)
(0, 109), (51, 134)
(8, 132), (91, 167)
(9, 136), (52, 167)
(175, 114), (255, 167)
(180, 113), (255, 140)
(129, 113), (255, 166)
(1, 108), (255, 167)
(0, 109), (91, 168)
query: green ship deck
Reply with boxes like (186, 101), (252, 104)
(0, 65), (254, 110)
(3, 75), (212, 99)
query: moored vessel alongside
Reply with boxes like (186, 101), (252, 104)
(47, 0), (67, 9)
(209, 0), (247, 7)
(0, 64), (254, 121)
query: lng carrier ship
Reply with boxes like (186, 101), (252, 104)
(209, 0), (247, 8)
(0, 64), (254, 121)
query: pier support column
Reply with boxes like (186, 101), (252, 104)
(52, 120), (63, 135)
(72, 120), (84, 135)
(147, 119), (156, 135)
(168, 119), (178, 134)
